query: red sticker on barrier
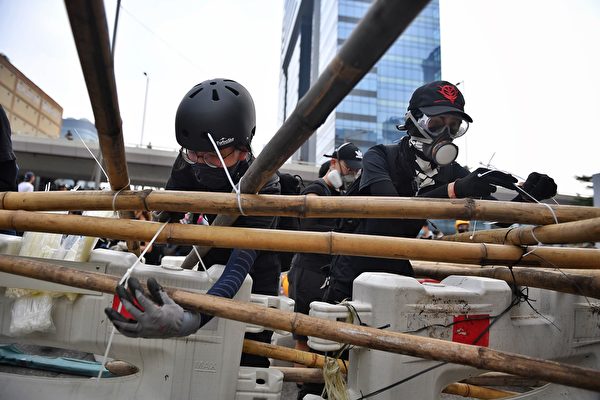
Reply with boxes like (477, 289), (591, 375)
(452, 314), (490, 347)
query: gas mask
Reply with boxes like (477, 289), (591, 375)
(406, 111), (469, 166)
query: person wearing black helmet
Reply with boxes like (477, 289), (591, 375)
(105, 79), (281, 367)
(323, 80), (558, 303)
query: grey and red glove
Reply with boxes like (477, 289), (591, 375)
(104, 277), (200, 338)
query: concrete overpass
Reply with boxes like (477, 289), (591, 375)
(12, 135), (320, 188)
(11, 134), (583, 209)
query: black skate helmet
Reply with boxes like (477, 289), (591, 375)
(175, 79), (256, 152)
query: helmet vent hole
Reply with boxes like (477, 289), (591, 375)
(189, 87), (203, 98)
(223, 79), (234, 82)
(182, 130), (190, 138)
(210, 81), (217, 85)
(225, 86), (239, 96)
(212, 90), (220, 101)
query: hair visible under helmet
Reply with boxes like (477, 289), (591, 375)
(175, 79), (256, 152)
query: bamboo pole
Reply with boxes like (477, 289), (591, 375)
(2, 190), (599, 226)
(443, 217), (600, 245)
(462, 372), (544, 388)
(411, 261), (600, 299)
(271, 366), (325, 383)
(242, 339), (347, 373)
(64, 0), (139, 255)
(254, 344), (517, 398)
(271, 367), (518, 399)
(1, 255), (599, 392)
(1, 210), (599, 269)
(180, 0), (431, 268)
(64, 0), (129, 191)
(443, 383), (517, 399)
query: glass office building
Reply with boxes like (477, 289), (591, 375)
(279, 0), (441, 164)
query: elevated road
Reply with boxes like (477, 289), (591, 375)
(12, 135), (319, 188)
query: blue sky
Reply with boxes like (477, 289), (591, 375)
(1, 0), (599, 196)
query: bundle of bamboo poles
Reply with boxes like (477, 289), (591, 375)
(271, 367), (518, 399)
(0, 209), (599, 272)
(2, 190), (600, 226)
(245, 341), (518, 399)
(443, 218), (600, 246)
(411, 261), (600, 299)
(0, 255), (599, 392)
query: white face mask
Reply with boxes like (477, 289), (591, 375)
(328, 169), (343, 189)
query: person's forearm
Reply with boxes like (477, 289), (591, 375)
(196, 248), (258, 327)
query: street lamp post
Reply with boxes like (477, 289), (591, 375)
(140, 72), (150, 147)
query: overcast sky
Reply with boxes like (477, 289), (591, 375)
(0, 0), (598, 196)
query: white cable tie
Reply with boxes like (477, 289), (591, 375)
(96, 221), (168, 381)
(521, 225), (545, 259)
(119, 221), (168, 285)
(521, 247), (537, 258)
(529, 227), (543, 247)
(477, 170), (494, 178)
(469, 199), (482, 240)
(192, 245), (214, 283)
(73, 129), (109, 182)
(206, 132), (246, 216)
(112, 179), (131, 212)
(235, 177), (247, 216)
(517, 186), (559, 225)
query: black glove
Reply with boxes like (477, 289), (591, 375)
(516, 172), (557, 202)
(453, 168), (507, 198)
(104, 277), (200, 338)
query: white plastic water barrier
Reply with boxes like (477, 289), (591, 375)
(0, 237), (254, 400)
(308, 272), (600, 400)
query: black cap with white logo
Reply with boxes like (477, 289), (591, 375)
(324, 142), (363, 170)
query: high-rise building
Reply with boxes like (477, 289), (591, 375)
(279, 0), (441, 164)
(0, 54), (63, 139)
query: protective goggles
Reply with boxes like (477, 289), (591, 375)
(181, 147), (237, 168)
(406, 111), (469, 144)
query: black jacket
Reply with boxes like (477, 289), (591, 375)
(166, 154), (282, 295)
(329, 137), (469, 291)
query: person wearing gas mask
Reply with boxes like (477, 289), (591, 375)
(287, 142), (362, 360)
(105, 79), (280, 367)
(323, 80), (557, 304)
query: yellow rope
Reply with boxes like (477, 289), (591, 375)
(322, 355), (349, 400)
